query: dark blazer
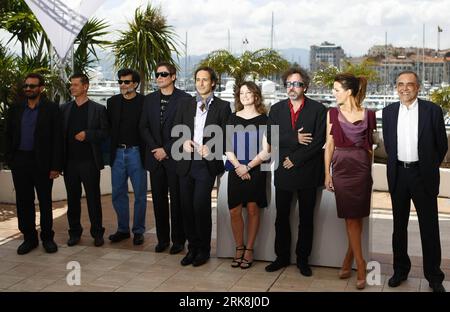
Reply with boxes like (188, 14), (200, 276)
(139, 88), (191, 172)
(172, 95), (231, 177)
(107, 93), (145, 167)
(382, 98), (448, 196)
(267, 96), (327, 191)
(5, 98), (63, 172)
(60, 100), (109, 171)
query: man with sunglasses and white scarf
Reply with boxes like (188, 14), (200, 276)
(106, 68), (147, 246)
(140, 62), (190, 254)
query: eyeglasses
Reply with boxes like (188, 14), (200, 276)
(118, 80), (133, 85)
(155, 72), (171, 78)
(23, 84), (39, 89)
(285, 81), (305, 88)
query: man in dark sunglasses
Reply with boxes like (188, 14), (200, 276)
(5, 73), (63, 255)
(106, 68), (147, 246)
(266, 67), (327, 276)
(139, 62), (191, 254)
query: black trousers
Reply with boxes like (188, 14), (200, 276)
(11, 151), (54, 242)
(64, 159), (104, 238)
(150, 162), (185, 245)
(390, 165), (445, 283)
(179, 161), (215, 254)
(274, 187), (317, 264)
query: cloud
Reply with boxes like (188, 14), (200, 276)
(2, 0), (450, 57)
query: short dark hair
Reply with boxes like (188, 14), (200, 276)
(156, 62), (177, 75)
(24, 73), (45, 86)
(70, 73), (89, 85)
(396, 70), (420, 85)
(282, 67), (310, 91)
(117, 68), (140, 85)
(194, 66), (218, 90)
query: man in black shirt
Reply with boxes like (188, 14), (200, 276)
(140, 62), (190, 254)
(60, 74), (109, 247)
(5, 73), (63, 255)
(106, 69), (147, 245)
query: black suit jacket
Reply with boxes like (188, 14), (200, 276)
(60, 100), (109, 171)
(172, 95), (231, 177)
(106, 93), (145, 167)
(267, 96), (327, 191)
(382, 99), (448, 196)
(139, 88), (191, 172)
(5, 98), (63, 172)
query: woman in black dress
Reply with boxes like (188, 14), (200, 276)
(225, 81), (270, 269)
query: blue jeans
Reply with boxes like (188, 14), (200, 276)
(111, 147), (147, 234)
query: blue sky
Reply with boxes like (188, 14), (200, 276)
(2, 0), (450, 57)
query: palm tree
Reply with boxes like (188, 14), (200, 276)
(199, 50), (234, 91)
(0, 0), (43, 59)
(113, 4), (180, 94)
(430, 86), (450, 112)
(313, 59), (379, 89)
(74, 17), (111, 75)
(200, 48), (289, 91)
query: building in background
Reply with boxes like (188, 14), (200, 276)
(310, 42), (346, 72)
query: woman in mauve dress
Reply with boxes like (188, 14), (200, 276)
(324, 73), (376, 290)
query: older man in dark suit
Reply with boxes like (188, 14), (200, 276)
(382, 70), (447, 292)
(60, 73), (109, 247)
(140, 62), (190, 254)
(265, 67), (327, 276)
(5, 73), (63, 255)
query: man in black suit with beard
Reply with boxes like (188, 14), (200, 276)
(265, 67), (327, 276)
(107, 68), (147, 246)
(5, 73), (63, 255)
(140, 62), (190, 254)
(172, 66), (231, 266)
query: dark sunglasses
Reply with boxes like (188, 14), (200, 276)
(285, 81), (305, 88)
(155, 71), (171, 78)
(23, 84), (40, 89)
(118, 80), (133, 85)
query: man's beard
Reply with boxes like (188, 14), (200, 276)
(25, 92), (39, 99)
(121, 87), (135, 96)
(288, 91), (301, 101)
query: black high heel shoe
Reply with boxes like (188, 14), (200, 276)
(240, 248), (253, 269)
(231, 245), (245, 268)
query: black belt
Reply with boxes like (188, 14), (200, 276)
(117, 144), (138, 149)
(397, 160), (419, 168)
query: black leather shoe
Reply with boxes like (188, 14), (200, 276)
(181, 251), (196, 266)
(67, 236), (81, 247)
(17, 240), (39, 255)
(42, 240), (58, 253)
(265, 259), (289, 272)
(298, 263), (313, 277)
(388, 274), (408, 287)
(94, 236), (104, 247)
(109, 231), (130, 243)
(155, 242), (170, 253)
(133, 234), (144, 245)
(193, 252), (210, 267)
(170, 243), (184, 254)
(429, 282), (446, 292)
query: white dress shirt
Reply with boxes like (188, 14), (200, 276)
(193, 97), (213, 146)
(397, 98), (419, 162)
